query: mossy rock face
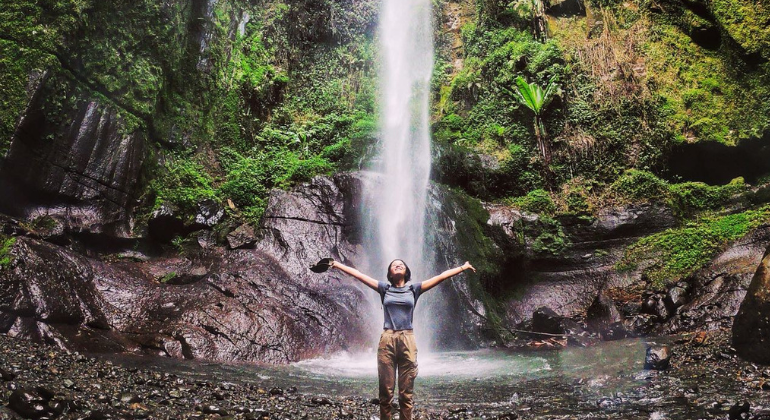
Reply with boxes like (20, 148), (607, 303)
(617, 206), (770, 288)
(709, 0), (770, 59)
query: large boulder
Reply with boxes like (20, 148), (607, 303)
(0, 236), (368, 363)
(733, 246), (770, 364)
(661, 226), (770, 334)
(485, 203), (678, 328)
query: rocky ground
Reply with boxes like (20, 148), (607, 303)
(2, 331), (770, 420)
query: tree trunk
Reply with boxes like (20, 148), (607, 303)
(534, 116), (554, 190)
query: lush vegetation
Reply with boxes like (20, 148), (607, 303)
(617, 206), (770, 288)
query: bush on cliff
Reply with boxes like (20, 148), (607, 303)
(150, 158), (217, 215)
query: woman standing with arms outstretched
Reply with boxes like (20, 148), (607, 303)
(326, 258), (475, 420)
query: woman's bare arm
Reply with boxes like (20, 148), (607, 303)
(421, 261), (476, 293)
(330, 261), (379, 291)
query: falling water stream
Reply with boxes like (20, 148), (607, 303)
(364, 0), (437, 351)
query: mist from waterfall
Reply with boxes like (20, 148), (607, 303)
(363, 0), (435, 348)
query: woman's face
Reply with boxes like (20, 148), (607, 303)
(389, 260), (407, 277)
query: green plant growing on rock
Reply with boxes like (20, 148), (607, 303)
(668, 178), (746, 216)
(0, 236), (16, 269)
(150, 157), (217, 215)
(617, 206), (770, 288)
(510, 76), (559, 187)
(159, 271), (177, 284)
(607, 169), (669, 204)
(508, 189), (556, 215)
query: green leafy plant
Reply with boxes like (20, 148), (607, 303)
(159, 271), (178, 284)
(150, 158), (217, 215)
(510, 76), (560, 188)
(607, 169), (669, 203)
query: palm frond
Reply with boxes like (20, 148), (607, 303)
(514, 76), (538, 112)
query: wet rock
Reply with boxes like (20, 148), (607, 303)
(532, 307), (565, 335)
(666, 227), (770, 335)
(227, 223), (256, 249)
(8, 388), (56, 419)
(192, 199), (224, 229)
(586, 291), (623, 338)
(119, 392), (140, 404)
(645, 345), (671, 370)
(0, 233), (368, 363)
(531, 307), (586, 336)
(196, 404), (228, 415)
(642, 292), (670, 321)
(734, 247), (770, 364)
(0, 367), (16, 381)
(0, 90), (146, 237)
(601, 322), (632, 341)
(665, 283), (690, 310)
(310, 396), (333, 406)
(729, 401), (750, 420)
(197, 230), (217, 249)
(486, 203), (678, 339)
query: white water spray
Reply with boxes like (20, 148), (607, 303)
(364, 0), (435, 347)
(372, 0), (433, 262)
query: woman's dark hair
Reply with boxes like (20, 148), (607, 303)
(386, 259), (411, 285)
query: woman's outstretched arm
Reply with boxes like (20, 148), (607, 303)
(330, 261), (379, 291)
(421, 261), (476, 293)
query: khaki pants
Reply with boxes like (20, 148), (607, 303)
(378, 329), (418, 420)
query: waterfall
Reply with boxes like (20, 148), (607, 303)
(364, 0), (435, 348)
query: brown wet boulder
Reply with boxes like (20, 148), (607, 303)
(733, 246), (770, 364)
(644, 345), (671, 370)
(0, 236), (368, 363)
(226, 223), (256, 249)
(586, 291), (621, 327)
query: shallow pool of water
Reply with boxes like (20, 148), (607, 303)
(103, 338), (666, 413)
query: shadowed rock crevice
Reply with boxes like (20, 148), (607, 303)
(667, 135), (770, 185)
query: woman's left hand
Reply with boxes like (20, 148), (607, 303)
(462, 261), (476, 273)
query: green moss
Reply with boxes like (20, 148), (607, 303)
(642, 4), (770, 144)
(0, 41), (58, 155)
(0, 236), (16, 269)
(608, 169), (669, 203)
(668, 178), (745, 216)
(709, 0), (770, 58)
(617, 206), (770, 288)
(444, 188), (516, 342)
(159, 271), (177, 284)
(508, 189), (556, 214)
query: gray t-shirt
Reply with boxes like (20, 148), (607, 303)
(378, 281), (423, 330)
